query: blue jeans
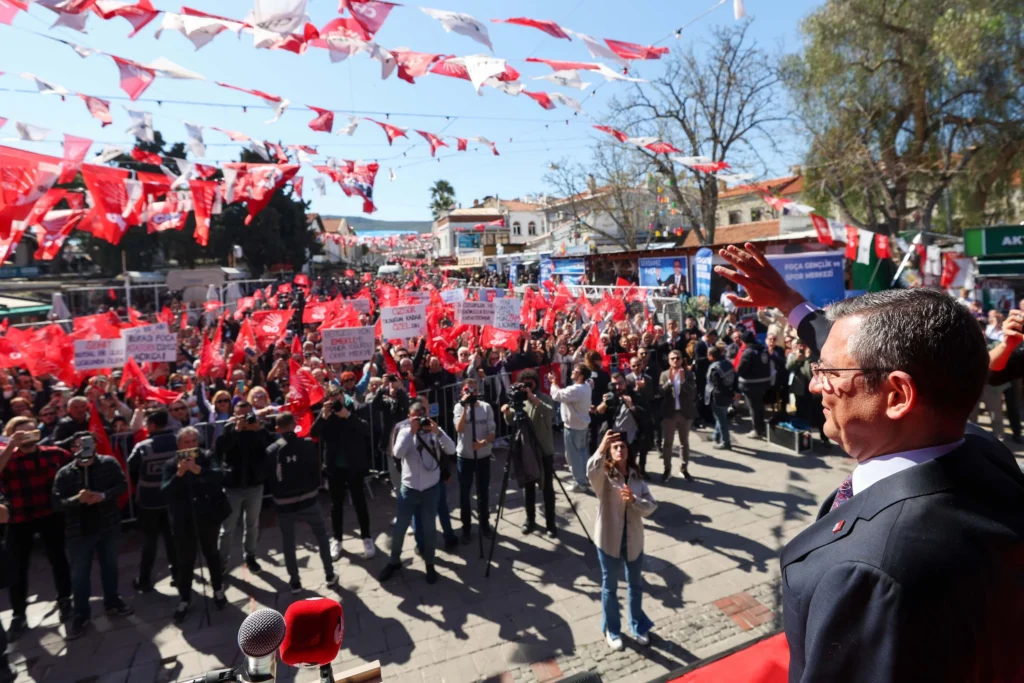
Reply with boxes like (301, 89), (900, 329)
(392, 484), (440, 564)
(711, 404), (731, 447)
(66, 526), (121, 621)
(564, 427), (590, 486)
(457, 457), (491, 530)
(596, 530), (653, 639)
(414, 479), (457, 551)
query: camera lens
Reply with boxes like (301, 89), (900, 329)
(331, 399), (343, 412)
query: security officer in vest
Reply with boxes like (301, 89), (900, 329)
(126, 409), (178, 592)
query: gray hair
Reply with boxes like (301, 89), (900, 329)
(176, 426), (200, 445)
(825, 289), (988, 420)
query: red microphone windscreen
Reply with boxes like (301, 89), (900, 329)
(280, 598), (344, 668)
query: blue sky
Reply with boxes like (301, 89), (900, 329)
(0, 0), (819, 222)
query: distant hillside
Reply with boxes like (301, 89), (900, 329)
(324, 215), (432, 234)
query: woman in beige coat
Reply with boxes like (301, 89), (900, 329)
(587, 430), (658, 651)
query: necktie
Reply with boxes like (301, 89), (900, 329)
(829, 473), (854, 511)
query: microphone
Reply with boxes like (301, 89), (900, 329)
(280, 598), (345, 683)
(237, 608), (287, 683)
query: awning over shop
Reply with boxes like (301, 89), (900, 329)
(0, 295), (52, 317)
(976, 258), (1024, 278)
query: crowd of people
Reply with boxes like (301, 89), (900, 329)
(2, 256), (1022, 677)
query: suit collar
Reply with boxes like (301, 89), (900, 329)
(781, 442), (966, 568)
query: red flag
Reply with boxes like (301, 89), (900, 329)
(844, 225), (859, 260)
(291, 333), (302, 357)
(59, 135), (92, 183)
(583, 322), (602, 352)
(289, 358), (325, 407)
(189, 179), (216, 247)
(341, 0), (397, 35)
(526, 57), (600, 71)
(810, 214), (833, 247)
(130, 147), (162, 165)
(593, 125), (628, 142)
(392, 49), (443, 84)
(615, 277), (631, 288)
(111, 55), (156, 100)
(307, 106), (334, 133)
(93, 0), (159, 36)
(407, 381), (417, 399)
(293, 176), (303, 198)
(492, 17), (570, 40)
(940, 252), (960, 289)
(382, 347), (399, 376)
(875, 234), (891, 259)
(645, 141), (681, 155)
(197, 319), (225, 378)
(416, 130), (449, 157)
(367, 118), (407, 145)
(78, 94), (113, 127)
(80, 164), (131, 245)
(33, 209), (84, 260)
(604, 39), (668, 61)
(456, 138), (468, 151)
(251, 309), (293, 351)
(480, 325), (520, 352)
(88, 404), (130, 507)
(523, 90), (556, 110)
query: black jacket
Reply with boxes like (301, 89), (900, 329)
(310, 409), (372, 472)
(53, 416), (90, 444)
(266, 433), (320, 514)
(736, 342), (771, 388)
(127, 429), (179, 510)
(160, 451), (225, 533)
(214, 424), (274, 489)
(784, 306), (1024, 682)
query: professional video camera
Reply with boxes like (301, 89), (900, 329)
(508, 383), (529, 415)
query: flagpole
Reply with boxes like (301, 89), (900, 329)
(122, 250), (132, 311)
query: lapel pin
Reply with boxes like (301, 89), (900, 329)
(832, 520), (845, 534)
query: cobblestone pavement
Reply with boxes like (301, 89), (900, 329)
(5, 421), (1018, 683)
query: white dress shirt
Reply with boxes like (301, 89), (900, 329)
(851, 439), (963, 496)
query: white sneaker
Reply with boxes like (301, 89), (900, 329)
(570, 482), (584, 493)
(330, 538), (343, 561)
(362, 538), (376, 559)
(633, 632), (650, 646)
(606, 631), (624, 651)
(406, 525), (415, 536)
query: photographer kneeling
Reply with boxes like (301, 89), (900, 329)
(501, 371), (557, 538)
(378, 408), (456, 585)
(162, 427), (228, 624)
(52, 433), (132, 640)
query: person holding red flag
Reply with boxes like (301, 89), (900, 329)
(52, 431), (133, 640)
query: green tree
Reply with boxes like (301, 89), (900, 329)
(782, 0), (1024, 234)
(429, 179), (456, 219)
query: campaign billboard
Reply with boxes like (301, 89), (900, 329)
(766, 252), (846, 309)
(638, 256), (689, 290)
(693, 248), (713, 298)
(551, 258), (585, 286)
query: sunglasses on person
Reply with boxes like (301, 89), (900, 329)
(215, 398), (231, 404)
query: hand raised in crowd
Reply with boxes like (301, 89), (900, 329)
(715, 242), (805, 314)
(598, 429), (620, 454)
(619, 485), (635, 505)
(1002, 310), (1024, 347)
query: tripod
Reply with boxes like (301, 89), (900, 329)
(485, 409), (593, 578)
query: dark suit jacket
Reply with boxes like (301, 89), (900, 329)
(658, 369), (697, 420)
(784, 306), (1024, 682)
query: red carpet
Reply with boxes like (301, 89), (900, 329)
(669, 633), (789, 683)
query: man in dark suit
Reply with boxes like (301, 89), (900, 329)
(715, 242), (1024, 682)
(658, 259), (687, 290)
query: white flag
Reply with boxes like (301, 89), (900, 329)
(734, 0), (746, 20)
(627, 137), (659, 147)
(22, 73), (70, 97)
(248, 140), (271, 161)
(549, 92), (584, 114)
(95, 145), (126, 164)
(671, 156), (712, 165)
(250, 0), (308, 48)
(827, 218), (846, 245)
(464, 55), (507, 93)
(146, 57), (205, 81)
(534, 70), (590, 90)
(486, 79), (523, 96)
(856, 229), (874, 265)
(184, 122), (205, 158)
(125, 108), (154, 143)
(368, 43), (396, 80)
(337, 116), (359, 136)
(15, 122), (50, 141)
(421, 8), (493, 51)
(222, 167), (240, 202)
(266, 98), (290, 124)
(566, 30), (629, 67)
(388, 168), (396, 182)
(297, 149), (313, 165)
(595, 63), (647, 83)
(313, 177), (326, 196)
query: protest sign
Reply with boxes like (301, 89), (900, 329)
(492, 298), (522, 332)
(74, 338), (127, 371)
(455, 300), (494, 326)
(122, 324), (177, 363)
(379, 304), (427, 339)
(347, 298), (371, 314)
(402, 292), (431, 304)
(321, 327), (376, 364)
(440, 288), (466, 304)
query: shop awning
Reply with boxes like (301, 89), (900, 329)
(976, 258), (1024, 278)
(0, 295), (52, 317)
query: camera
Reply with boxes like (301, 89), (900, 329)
(74, 434), (96, 462)
(508, 383), (529, 414)
(331, 399), (344, 412)
(176, 448), (199, 462)
(603, 391), (619, 412)
(417, 416), (431, 429)
(460, 392), (478, 407)
(245, 413), (259, 425)
(385, 373), (398, 383)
